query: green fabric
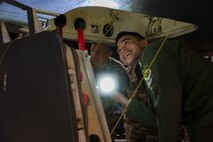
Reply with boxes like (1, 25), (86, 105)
(139, 39), (213, 142)
(125, 99), (157, 127)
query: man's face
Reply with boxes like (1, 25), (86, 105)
(117, 35), (144, 66)
(90, 43), (112, 66)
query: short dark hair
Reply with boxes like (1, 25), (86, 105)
(115, 31), (144, 45)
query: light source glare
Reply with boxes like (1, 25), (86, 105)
(99, 76), (115, 93)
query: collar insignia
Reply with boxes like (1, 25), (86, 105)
(143, 67), (152, 87)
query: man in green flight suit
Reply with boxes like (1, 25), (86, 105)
(90, 42), (130, 141)
(115, 31), (213, 142)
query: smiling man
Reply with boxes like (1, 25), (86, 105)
(115, 31), (213, 142)
(115, 32), (159, 142)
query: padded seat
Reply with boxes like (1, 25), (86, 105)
(0, 31), (78, 142)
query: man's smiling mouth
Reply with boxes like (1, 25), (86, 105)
(125, 52), (131, 58)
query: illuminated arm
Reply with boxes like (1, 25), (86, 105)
(112, 92), (156, 127)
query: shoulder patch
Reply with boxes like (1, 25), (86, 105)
(143, 67), (152, 87)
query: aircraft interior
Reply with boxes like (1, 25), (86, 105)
(0, 0), (213, 142)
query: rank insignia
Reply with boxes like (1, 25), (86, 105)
(143, 67), (152, 87)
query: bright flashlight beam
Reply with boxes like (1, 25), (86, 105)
(99, 76), (115, 93)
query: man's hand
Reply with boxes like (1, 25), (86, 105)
(111, 92), (129, 106)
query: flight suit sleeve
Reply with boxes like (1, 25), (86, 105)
(125, 99), (157, 127)
(140, 39), (182, 142)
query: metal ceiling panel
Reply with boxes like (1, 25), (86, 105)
(0, 0), (212, 40)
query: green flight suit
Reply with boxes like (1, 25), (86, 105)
(124, 64), (158, 142)
(138, 39), (213, 142)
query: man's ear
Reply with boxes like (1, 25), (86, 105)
(141, 39), (148, 47)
